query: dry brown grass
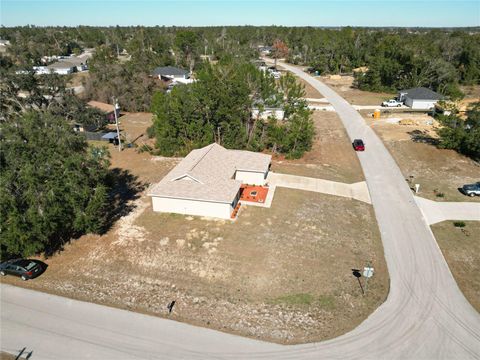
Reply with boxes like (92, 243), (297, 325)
(272, 111), (364, 183)
(0, 352), (17, 360)
(371, 121), (480, 202)
(2, 187), (387, 344)
(432, 221), (480, 312)
(67, 72), (90, 87)
(320, 76), (394, 105)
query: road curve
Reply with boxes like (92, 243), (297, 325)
(2, 66), (479, 360)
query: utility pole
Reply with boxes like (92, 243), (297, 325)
(112, 97), (122, 151)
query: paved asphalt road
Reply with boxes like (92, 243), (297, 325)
(2, 65), (479, 359)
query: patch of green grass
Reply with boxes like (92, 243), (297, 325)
(318, 295), (336, 310)
(274, 293), (314, 305)
(453, 221), (466, 228)
(272, 294), (336, 309)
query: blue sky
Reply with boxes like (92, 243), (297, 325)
(1, 0), (479, 27)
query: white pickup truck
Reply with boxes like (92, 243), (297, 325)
(382, 99), (403, 107)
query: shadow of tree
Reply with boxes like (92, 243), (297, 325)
(407, 130), (439, 145)
(41, 168), (145, 258)
(103, 167), (146, 233)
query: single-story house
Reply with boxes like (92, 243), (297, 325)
(148, 143), (271, 219)
(47, 61), (76, 75)
(87, 101), (120, 123)
(152, 66), (190, 81)
(398, 87), (444, 110)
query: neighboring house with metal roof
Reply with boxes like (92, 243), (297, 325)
(152, 66), (190, 80)
(148, 143), (271, 219)
(398, 87), (444, 110)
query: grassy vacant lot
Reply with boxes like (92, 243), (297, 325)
(319, 75), (394, 105)
(272, 75), (365, 184)
(369, 119), (480, 202)
(432, 221), (480, 312)
(2, 186), (388, 344)
(272, 111), (364, 183)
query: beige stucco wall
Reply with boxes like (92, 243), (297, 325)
(235, 170), (267, 185)
(151, 196), (234, 219)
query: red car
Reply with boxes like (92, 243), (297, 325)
(353, 139), (365, 151)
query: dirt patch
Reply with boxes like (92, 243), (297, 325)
(320, 76), (394, 105)
(2, 187), (387, 344)
(370, 119), (480, 202)
(296, 76), (324, 99)
(272, 111), (364, 183)
(432, 221), (480, 312)
(0, 352), (17, 360)
(118, 112), (153, 145)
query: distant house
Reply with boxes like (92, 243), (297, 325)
(47, 61), (76, 75)
(152, 66), (190, 81)
(252, 107), (285, 121)
(398, 87), (444, 110)
(258, 46), (272, 56)
(0, 39), (10, 53)
(43, 51), (92, 74)
(87, 101), (119, 123)
(148, 143), (271, 220)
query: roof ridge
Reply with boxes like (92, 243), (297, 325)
(188, 143), (220, 172)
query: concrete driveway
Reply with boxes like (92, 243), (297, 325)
(268, 172), (371, 203)
(414, 196), (480, 224)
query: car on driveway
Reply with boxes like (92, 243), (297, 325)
(461, 182), (480, 197)
(382, 99), (403, 107)
(353, 139), (365, 151)
(0, 259), (47, 281)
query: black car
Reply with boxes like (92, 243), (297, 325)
(0, 259), (47, 281)
(461, 182), (480, 197)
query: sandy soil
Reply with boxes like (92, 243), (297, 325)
(2, 185), (387, 344)
(319, 75), (394, 105)
(432, 221), (480, 312)
(272, 111), (364, 183)
(368, 114), (480, 202)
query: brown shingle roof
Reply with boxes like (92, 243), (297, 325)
(87, 101), (114, 113)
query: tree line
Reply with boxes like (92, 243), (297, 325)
(149, 59), (314, 159)
(0, 72), (112, 259)
(435, 102), (480, 159)
(2, 26), (478, 102)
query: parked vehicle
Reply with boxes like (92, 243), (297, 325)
(353, 139), (365, 151)
(267, 66), (281, 79)
(382, 99), (403, 107)
(0, 259), (47, 281)
(461, 182), (480, 197)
